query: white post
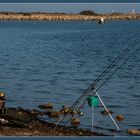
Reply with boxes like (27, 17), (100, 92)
(94, 90), (120, 131)
(132, 9), (135, 14)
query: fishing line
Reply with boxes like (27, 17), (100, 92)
(68, 39), (137, 108)
(55, 39), (139, 127)
(96, 45), (140, 91)
(62, 43), (139, 127)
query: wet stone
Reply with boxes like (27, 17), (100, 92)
(100, 110), (113, 115)
(116, 114), (124, 121)
(127, 129), (140, 135)
(38, 103), (53, 110)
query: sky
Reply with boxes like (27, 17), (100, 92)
(0, 3), (139, 13)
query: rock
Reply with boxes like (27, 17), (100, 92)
(0, 107), (107, 136)
(116, 114), (124, 121)
(30, 109), (42, 116)
(0, 13), (140, 21)
(100, 110), (113, 115)
(60, 107), (70, 115)
(23, 132), (32, 136)
(71, 118), (80, 126)
(18, 111), (23, 115)
(78, 131), (84, 136)
(127, 129), (140, 135)
(58, 133), (63, 136)
(48, 111), (60, 118)
(0, 118), (9, 124)
(38, 103), (53, 109)
(0, 108), (35, 128)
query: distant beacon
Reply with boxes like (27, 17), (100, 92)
(132, 9), (135, 14)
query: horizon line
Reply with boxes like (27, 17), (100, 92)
(0, 2), (140, 4)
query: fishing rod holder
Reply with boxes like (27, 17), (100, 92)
(93, 90), (120, 131)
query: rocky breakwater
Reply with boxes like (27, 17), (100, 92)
(106, 13), (140, 20)
(0, 13), (100, 21)
(0, 13), (140, 21)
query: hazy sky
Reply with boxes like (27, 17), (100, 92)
(0, 4), (139, 13)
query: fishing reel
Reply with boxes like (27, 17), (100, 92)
(70, 108), (84, 117)
(60, 105), (84, 116)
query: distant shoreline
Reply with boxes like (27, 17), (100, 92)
(0, 12), (140, 21)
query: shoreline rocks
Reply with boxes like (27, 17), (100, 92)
(0, 107), (106, 136)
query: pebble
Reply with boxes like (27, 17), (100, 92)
(60, 107), (70, 114)
(127, 129), (140, 135)
(38, 103), (53, 109)
(100, 110), (113, 115)
(71, 118), (80, 126)
(78, 131), (84, 136)
(48, 111), (60, 118)
(116, 114), (124, 121)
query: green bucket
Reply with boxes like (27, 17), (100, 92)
(87, 95), (99, 107)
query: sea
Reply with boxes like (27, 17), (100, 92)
(0, 20), (140, 136)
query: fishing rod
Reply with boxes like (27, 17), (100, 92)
(62, 42), (139, 127)
(55, 40), (138, 127)
(55, 39), (138, 127)
(96, 45), (139, 92)
(79, 44), (139, 108)
(70, 40), (137, 107)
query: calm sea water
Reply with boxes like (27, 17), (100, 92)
(0, 20), (140, 135)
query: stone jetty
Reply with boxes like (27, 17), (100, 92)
(0, 12), (140, 21)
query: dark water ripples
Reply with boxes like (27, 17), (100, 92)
(0, 20), (140, 134)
